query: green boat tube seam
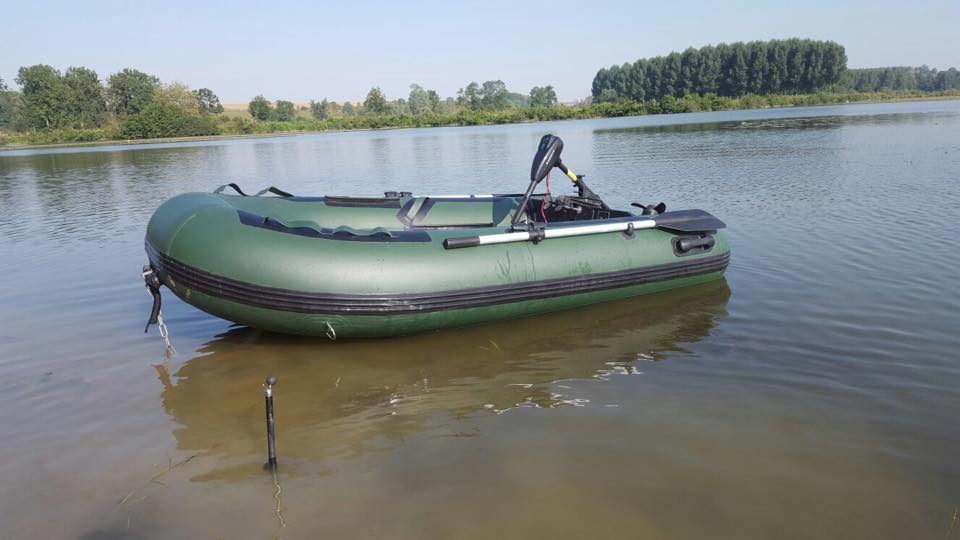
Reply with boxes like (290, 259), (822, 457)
(143, 134), (730, 338)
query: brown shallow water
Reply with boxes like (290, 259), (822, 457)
(1, 101), (959, 539)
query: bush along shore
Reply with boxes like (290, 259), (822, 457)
(2, 90), (958, 148)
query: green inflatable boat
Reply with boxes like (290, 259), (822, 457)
(143, 135), (729, 338)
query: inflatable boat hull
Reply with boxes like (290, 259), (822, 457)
(145, 192), (729, 337)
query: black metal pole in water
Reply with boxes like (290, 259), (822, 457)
(265, 375), (278, 468)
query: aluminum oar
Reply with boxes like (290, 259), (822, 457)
(443, 210), (725, 249)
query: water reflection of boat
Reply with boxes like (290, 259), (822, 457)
(157, 281), (729, 467)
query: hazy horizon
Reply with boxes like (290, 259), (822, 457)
(4, 0), (958, 103)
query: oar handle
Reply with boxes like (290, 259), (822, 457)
(443, 236), (482, 249)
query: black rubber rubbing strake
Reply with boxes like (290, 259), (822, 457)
(146, 242), (729, 316)
(322, 195), (404, 208)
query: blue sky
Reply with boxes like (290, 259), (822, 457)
(3, 0), (958, 103)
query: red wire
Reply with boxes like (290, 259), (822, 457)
(540, 171), (551, 223)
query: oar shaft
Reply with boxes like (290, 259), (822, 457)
(478, 231), (534, 246)
(544, 219), (655, 239)
(443, 219), (656, 249)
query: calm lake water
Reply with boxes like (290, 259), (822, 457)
(1, 101), (959, 539)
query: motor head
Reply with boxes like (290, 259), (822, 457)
(530, 134), (564, 184)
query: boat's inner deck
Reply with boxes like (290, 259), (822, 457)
(221, 193), (633, 232)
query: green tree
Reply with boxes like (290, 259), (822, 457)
(727, 44), (748, 97)
(839, 65), (957, 92)
(154, 82), (197, 110)
(611, 64), (630, 98)
(408, 84), (431, 115)
(936, 68), (960, 90)
(529, 85), (558, 107)
(342, 101), (356, 116)
(326, 100), (343, 117)
(363, 87), (388, 115)
(679, 48), (699, 96)
(309, 99), (329, 120)
(195, 88), (223, 114)
(747, 42), (767, 94)
(392, 98), (410, 116)
(661, 53), (682, 97)
(699, 46), (722, 94)
(786, 42), (805, 92)
(273, 100), (295, 121)
(591, 69), (610, 102)
(0, 76), (17, 128)
(16, 64), (69, 130)
(427, 89), (441, 113)
(63, 67), (106, 129)
(457, 82), (482, 110)
(505, 92), (530, 108)
(248, 95), (272, 120)
(479, 80), (509, 110)
(591, 39), (847, 101)
(801, 42), (820, 92)
(119, 101), (216, 139)
(638, 61), (655, 101)
(599, 88), (619, 103)
(649, 58), (667, 98)
(629, 61), (647, 100)
(107, 68), (159, 116)
(766, 41), (786, 93)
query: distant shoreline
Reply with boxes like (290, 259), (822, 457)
(0, 129), (337, 151)
(3, 93), (958, 153)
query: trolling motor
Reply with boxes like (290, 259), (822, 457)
(511, 134), (609, 230)
(445, 134), (723, 249)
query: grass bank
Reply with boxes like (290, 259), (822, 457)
(3, 90), (958, 150)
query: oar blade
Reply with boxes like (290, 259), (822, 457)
(653, 209), (726, 233)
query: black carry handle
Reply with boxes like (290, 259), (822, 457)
(214, 184), (294, 197)
(256, 186), (294, 197)
(676, 235), (716, 253)
(215, 183), (249, 196)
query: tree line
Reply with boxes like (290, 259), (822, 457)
(246, 81), (559, 122)
(838, 66), (960, 93)
(0, 65), (561, 140)
(2, 40), (959, 146)
(0, 65), (223, 138)
(592, 39), (849, 102)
